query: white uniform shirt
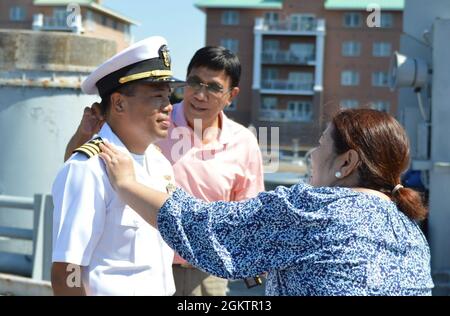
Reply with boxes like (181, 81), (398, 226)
(52, 123), (175, 296)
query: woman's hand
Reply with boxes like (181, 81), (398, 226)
(99, 142), (136, 191)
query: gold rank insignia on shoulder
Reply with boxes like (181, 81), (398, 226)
(73, 137), (104, 159)
(166, 183), (177, 195)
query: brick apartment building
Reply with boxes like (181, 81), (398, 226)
(196, 0), (403, 150)
(0, 0), (137, 51)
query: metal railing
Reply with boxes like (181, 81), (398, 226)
(263, 19), (318, 32)
(261, 79), (314, 92)
(262, 50), (316, 65)
(259, 109), (312, 122)
(0, 194), (53, 281)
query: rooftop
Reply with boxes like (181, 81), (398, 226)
(33, 0), (140, 25)
(195, 0), (404, 11)
(195, 0), (283, 10)
(324, 0), (404, 11)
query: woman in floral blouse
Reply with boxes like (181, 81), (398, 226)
(99, 109), (433, 296)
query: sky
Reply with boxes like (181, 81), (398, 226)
(103, 0), (206, 79)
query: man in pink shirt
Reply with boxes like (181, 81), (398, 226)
(64, 46), (264, 296)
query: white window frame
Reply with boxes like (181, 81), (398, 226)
(222, 11), (239, 25)
(342, 41), (361, 57)
(372, 72), (389, 87)
(371, 101), (391, 112)
(220, 38), (239, 53)
(287, 101), (313, 121)
(341, 71), (360, 86)
(340, 99), (359, 109)
(373, 42), (392, 57)
(343, 13), (362, 28)
(10, 6), (26, 22)
(380, 13), (394, 28)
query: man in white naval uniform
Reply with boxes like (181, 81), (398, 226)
(51, 36), (184, 295)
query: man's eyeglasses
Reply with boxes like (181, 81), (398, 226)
(186, 76), (230, 96)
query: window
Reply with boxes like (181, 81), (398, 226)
(86, 10), (95, 31)
(371, 101), (390, 112)
(101, 15), (108, 26)
(264, 12), (279, 24)
(342, 41), (361, 57)
(380, 13), (394, 28)
(373, 42), (391, 57)
(290, 43), (315, 61)
(372, 72), (389, 87)
(290, 14), (316, 31)
(10, 6), (26, 21)
(287, 101), (313, 121)
(261, 97), (277, 110)
(222, 11), (239, 25)
(340, 99), (359, 109)
(341, 71), (360, 86)
(262, 68), (279, 81)
(220, 38), (239, 53)
(343, 13), (361, 28)
(263, 40), (280, 52)
(113, 20), (118, 30)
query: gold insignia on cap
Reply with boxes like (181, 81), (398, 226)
(119, 70), (173, 84)
(73, 137), (104, 159)
(159, 45), (171, 68)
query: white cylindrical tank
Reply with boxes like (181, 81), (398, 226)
(0, 30), (116, 271)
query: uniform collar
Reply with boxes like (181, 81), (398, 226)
(98, 123), (129, 152)
(172, 101), (232, 145)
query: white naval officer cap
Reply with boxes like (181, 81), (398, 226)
(81, 35), (185, 96)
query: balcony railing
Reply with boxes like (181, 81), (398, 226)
(261, 79), (314, 92)
(262, 50), (316, 65)
(259, 109), (312, 122)
(263, 19), (318, 32)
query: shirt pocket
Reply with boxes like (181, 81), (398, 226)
(115, 206), (141, 228)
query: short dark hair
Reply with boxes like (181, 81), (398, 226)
(187, 46), (241, 88)
(99, 82), (138, 115)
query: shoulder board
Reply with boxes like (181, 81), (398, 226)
(73, 137), (104, 159)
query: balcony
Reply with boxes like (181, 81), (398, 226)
(264, 19), (317, 32)
(255, 18), (324, 36)
(259, 109), (312, 122)
(262, 50), (316, 65)
(261, 79), (314, 95)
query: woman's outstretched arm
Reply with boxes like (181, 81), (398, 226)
(99, 142), (168, 227)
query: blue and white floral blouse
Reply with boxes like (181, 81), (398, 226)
(157, 182), (434, 296)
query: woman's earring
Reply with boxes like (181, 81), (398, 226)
(335, 171), (342, 179)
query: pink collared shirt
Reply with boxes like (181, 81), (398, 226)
(157, 102), (265, 264)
